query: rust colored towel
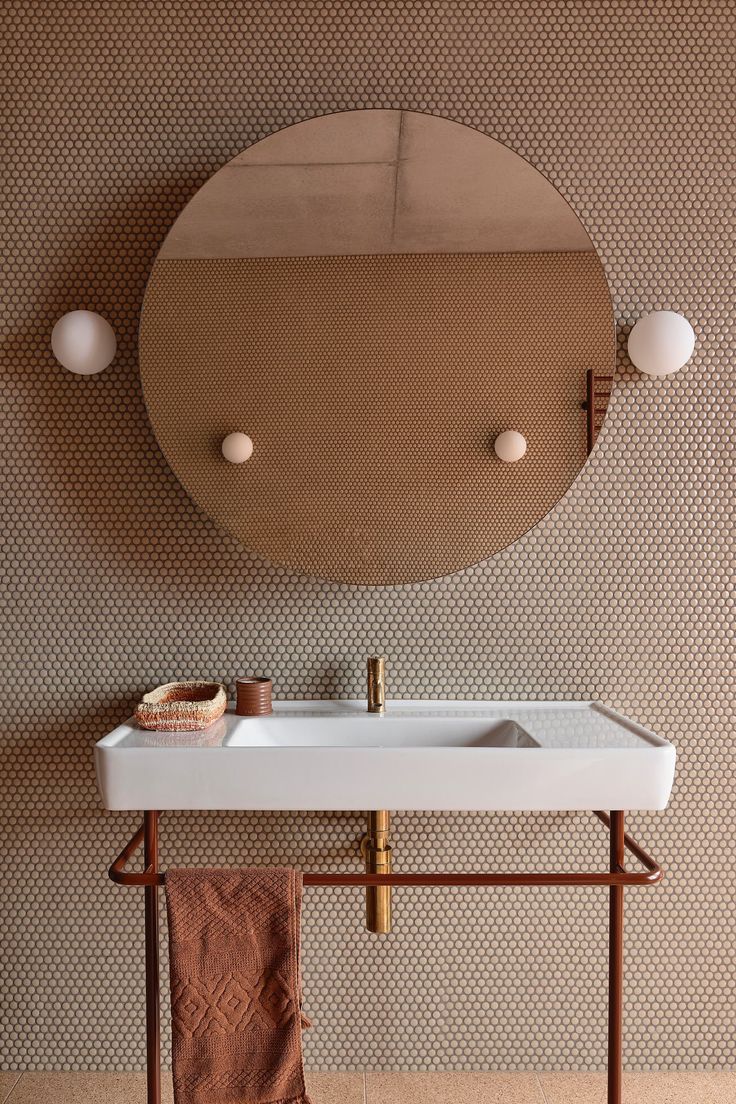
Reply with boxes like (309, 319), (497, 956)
(166, 868), (313, 1104)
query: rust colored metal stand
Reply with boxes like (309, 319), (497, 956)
(608, 810), (625, 1104)
(143, 812), (160, 1104)
(112, 810), (662, 1104)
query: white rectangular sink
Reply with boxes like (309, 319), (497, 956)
(95, 700), (675, 811)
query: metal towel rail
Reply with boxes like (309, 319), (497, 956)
(107, 809), (662, 1104)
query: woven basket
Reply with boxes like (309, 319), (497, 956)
(134, 681), (227, 731)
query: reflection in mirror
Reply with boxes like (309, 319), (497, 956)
(140, 110), (614, 585)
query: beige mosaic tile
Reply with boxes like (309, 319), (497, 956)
(1, 0), (734, 1076)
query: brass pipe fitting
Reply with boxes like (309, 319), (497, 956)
(362, 810), (392, 933)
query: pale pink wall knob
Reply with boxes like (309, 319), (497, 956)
(221, 432), (254, 463)
(51, 310), (116, 375)
(494, 430), (527, 463)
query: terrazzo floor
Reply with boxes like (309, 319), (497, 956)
(1, 1071), (735, 1103)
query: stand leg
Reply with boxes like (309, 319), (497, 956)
(144, 811), (161, 1104)
(608, 811), (624, 1104)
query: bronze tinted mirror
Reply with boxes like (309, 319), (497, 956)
(140, 110), (614, 585)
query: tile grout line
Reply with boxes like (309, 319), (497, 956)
(362, 1070), (368, 1104)
(1, 1073), (23, 1103)
(535, 1072), (552, 1104)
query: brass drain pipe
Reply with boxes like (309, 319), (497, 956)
(362, 810), (392, 933)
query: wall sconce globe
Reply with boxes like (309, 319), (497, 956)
(494, 430), (527, 463)
(627, 311), (695, 378)
(51, 310), (117, 375)
(221, 433), (254, 463)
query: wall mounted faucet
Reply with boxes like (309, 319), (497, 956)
(367, 655), (385, 713)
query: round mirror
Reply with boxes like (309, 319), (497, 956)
(140, 110), (614, 585)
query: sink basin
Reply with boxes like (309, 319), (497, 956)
(224, 714), (538, 748)
(94, 700), (675, 811)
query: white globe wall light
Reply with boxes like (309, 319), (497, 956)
(51, 310), (117, 375)
(494, 430), (527, 463)
(627, 311), (695, 378)
(221, 432), (254, 463)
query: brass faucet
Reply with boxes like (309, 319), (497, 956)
(367, 656), (385, 713)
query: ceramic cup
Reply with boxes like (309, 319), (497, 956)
(235, 676), (273, 716)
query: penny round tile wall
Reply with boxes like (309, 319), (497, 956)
(2, 0), (733, 1073)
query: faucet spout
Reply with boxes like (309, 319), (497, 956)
(367, 656), (385, 713)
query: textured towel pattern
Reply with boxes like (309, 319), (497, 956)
(166, 868), (312, 1104)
